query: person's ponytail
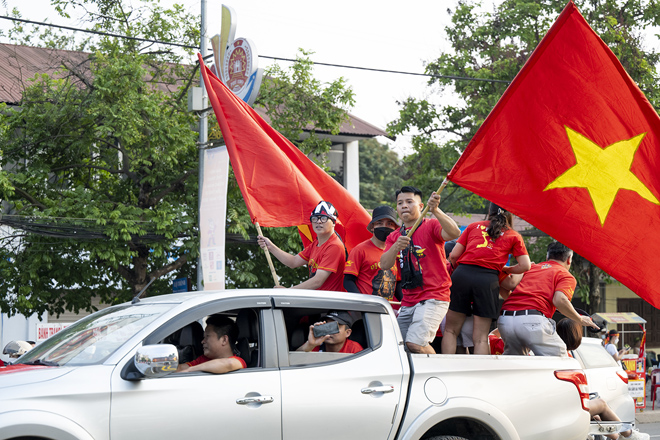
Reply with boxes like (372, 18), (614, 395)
(486, 202), (513, 240)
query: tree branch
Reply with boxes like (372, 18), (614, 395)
(150, 170), (196, 205)
(147, 254), (188, 281)
(12, 187), (47, 210)
(50, 163), (125, 174)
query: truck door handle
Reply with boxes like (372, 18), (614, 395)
(361, 385), (394, 394)
(236, 396), (274, 405)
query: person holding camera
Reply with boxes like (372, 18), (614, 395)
(296, 311), (363, 353)
(380, 186), (461, 354)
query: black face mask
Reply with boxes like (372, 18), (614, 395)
(374, 226), (395, 242)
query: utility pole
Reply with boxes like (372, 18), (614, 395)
(197, 0), (208, 291)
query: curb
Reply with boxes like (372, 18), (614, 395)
(636, 410), (660, 424)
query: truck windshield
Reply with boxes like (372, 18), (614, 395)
(18, 304), (171, 366)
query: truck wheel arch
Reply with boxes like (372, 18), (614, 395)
(425, 436), (469, 440)
(0, 410), (95, 440)
(421, 417), (499, 440)
(400, 399), (520, 440)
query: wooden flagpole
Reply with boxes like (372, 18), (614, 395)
(405, 178), (449, 237)
(255, 222), (280, 287)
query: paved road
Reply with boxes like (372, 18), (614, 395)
(638, 421), (660, 438)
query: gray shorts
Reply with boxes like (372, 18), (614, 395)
(497, 313), (567, 357)
(397, 299), (449, 347)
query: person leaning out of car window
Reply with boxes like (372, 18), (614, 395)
(177, 315), (246, 374)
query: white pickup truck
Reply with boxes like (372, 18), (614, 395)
(0, 290), (592, 440)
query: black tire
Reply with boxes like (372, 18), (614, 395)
(426, 436), (469, 440)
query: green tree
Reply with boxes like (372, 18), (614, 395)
(0, 0), (200, 316)
(389, 0), (659, 306)
(358, 138), (405, 208)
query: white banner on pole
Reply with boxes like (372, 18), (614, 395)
(200, 146), (229, 290)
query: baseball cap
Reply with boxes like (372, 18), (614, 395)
(310, 201), (338, 223)
(367, 205), (398, 232)
(323, 311), (358, 328)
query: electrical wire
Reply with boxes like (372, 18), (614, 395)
(0, 15), (511, 85)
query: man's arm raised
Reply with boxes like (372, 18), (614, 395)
(427, 192), (461, 241)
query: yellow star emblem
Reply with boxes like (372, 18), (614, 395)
(544, 127), (659, 226)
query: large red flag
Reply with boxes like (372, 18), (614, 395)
(198, 54), (372, 252)
(447, 2), (660, 308)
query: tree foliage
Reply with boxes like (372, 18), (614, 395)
(0, 0), (200, 316)
(389, 0), (660, 305)
(358, 138), (405, 209)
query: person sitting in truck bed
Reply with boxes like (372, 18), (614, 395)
(556, 318), (649, 440)
(296, 311), (363, 354)
(177, 315), (247, 374)
(498, 241), (598, 356)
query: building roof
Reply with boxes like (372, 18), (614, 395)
(0, 43), (91, 104)
(0, 43), (390, 140)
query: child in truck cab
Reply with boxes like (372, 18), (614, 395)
(296, 311), (363, 354)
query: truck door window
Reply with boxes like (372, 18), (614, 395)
(281, 308), (378, 367)
(160, 308), (262, 370)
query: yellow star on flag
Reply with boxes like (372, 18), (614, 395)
(544, 127), (659, 225)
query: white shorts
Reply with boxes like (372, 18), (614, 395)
(397, 299), (449, 347)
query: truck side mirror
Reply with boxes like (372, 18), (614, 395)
(134, 344), (179, 378)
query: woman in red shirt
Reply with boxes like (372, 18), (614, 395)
(441, 203), (531, 355)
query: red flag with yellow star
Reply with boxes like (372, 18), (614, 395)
(447, 2), (660, 308)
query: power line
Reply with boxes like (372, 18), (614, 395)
(0, 15), (511, 85)
(0, 15), (196, 49)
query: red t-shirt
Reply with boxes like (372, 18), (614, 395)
(187, 354), (247, 369)
(457, 221), (527, 271)
(384, 218), (451, 306)
(501, 261), (576, 318)
(312, 339), (363, 353)
(345, 239), (399, 303)
(298, 233), (346, 292)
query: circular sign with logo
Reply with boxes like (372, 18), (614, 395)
(222, 38), (255, 95)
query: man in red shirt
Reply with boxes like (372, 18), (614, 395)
(344, 205), (401, 307)
(498, 241), (598, 356)
(297, 311), (363, 353)
(381, 186), (461, 354)
(258, 201), (346, 291)
(177, 315), (247, 373)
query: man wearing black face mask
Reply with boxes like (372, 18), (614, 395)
(344, 205), (403, 306)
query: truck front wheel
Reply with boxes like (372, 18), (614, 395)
(426, 436), (469, 440)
